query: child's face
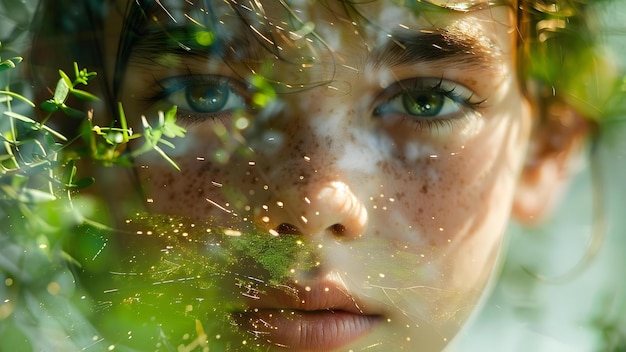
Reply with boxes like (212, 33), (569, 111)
(107, 0), (531, 350)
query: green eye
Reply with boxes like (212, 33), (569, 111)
(375, 78), (480, 122)
(185, 82), (230, 113)
(159, 76), (248, 121)
(402, 91), (444, 117)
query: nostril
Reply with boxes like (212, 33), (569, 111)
(276, 223), (301, 235)
(328, 223), (346, 236)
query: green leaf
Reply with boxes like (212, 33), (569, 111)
(161, 106), (187, 138)
(157, 139), (175, 149)
(63, 160), (77, 185)
(17, 188), (57, 203)
(118, 102), (130, 143)
(71, 89), (100, 102)
(71, 177), (95, 190)
(60, 105), (86, 119)
(5, 112), (69, 141)
(53, 77), (70, 103)
(40, 99), (59, 112)
(0, 90), (36, 107)
(59, 69), (72, 87)
(152, 145), (181, 171)
(39, 123), (68, 142)
(4, 110), (38, 124)
(0, 57), (22, 72)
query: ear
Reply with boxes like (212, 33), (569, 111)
(512, 99), (591, 226)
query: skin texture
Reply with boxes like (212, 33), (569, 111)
(97, 0), (542, 350)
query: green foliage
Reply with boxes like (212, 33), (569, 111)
(0, 44), (187, 350)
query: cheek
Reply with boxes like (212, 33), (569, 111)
(363, 109), (528, 289)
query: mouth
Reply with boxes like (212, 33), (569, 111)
(232, 282), (384, 351)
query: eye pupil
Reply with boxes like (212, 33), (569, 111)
(402, 91), (443, 117)
(186, 83), (229, 113)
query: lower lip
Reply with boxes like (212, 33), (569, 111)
(235, 309), (382, 350)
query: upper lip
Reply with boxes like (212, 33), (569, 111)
(240, 278), (380, 316)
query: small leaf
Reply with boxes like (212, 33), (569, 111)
(0, 90), (36, 107)
(152, 145), (181, 171)
(71, 89), (100, 102)
(17, 188), (57, 203)
(59, 69), (72, 86)
(53, 77), (70, 103)
(73, 177), (96, 189)
(157, 139), (175, 149)
(118, 102), (130, 143)
(4, 110), (38, 124)
(162, 106), (187, 138)
(39, 123), (68, 141)
(60, 105), (86, 119)
(40, 100), (59, 112)
(73, 62), (81, 82)
(63, 160), (77, 185)
(0, 61), (15, 72)
(0, 57), (22, 72)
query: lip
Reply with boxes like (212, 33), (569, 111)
(232, 281), (384, 350)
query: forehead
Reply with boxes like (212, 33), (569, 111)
(127, 0), (515, 70)
(132, 0), (515, 46)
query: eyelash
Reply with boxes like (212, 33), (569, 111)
(373, 78), (484, 131)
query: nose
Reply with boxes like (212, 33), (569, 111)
(255, 181), (368, 239)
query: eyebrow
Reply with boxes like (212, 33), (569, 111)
(123, 1), (505, 79)
(369, 29), (502, 70)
